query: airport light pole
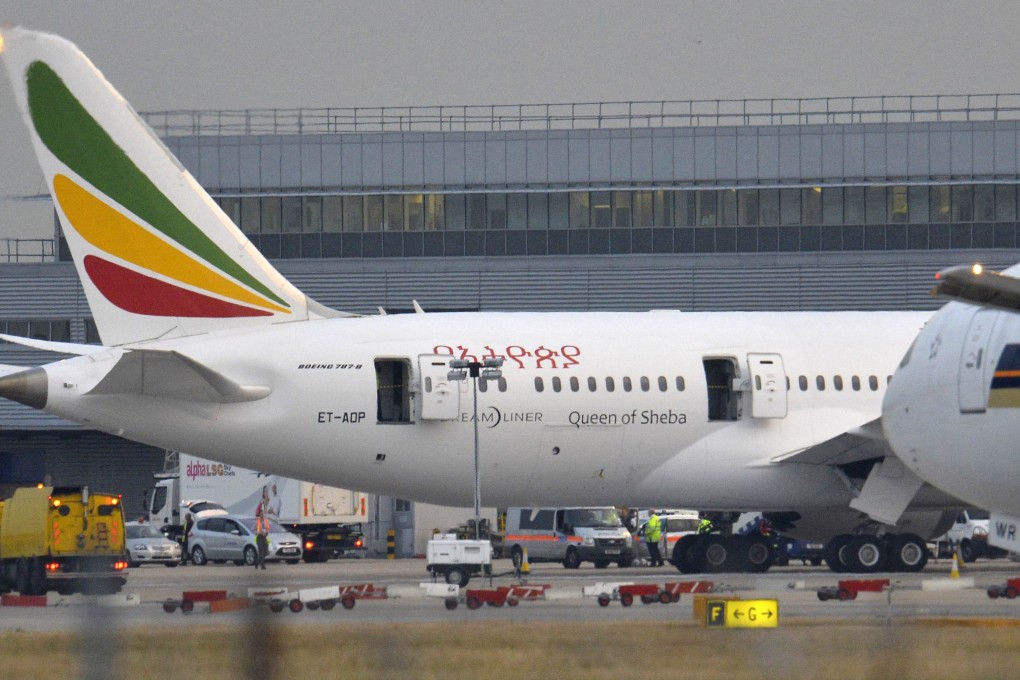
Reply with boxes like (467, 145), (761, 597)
(448, 357), (504, 540)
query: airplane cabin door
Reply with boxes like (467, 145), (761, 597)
(958, 309), (998, 414)
(418, 354), (460, 420)
(747, 353), (788, 418)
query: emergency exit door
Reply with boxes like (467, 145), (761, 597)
(958, 309), (998, 414)
(747, 353), (788, 418)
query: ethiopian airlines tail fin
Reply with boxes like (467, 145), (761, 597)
(0, 27), (348, 347)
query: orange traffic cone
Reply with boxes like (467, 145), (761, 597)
(951, 548), (961, 578)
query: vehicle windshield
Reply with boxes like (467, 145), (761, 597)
(564, 508), (622, 528)
(238, 517), (287, 534)
(970, 509), (990, 520)
(126, 524), (164, 539)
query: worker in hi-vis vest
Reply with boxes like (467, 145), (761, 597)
(645, 510), (664, 567)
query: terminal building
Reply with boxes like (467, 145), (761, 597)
(1, 95), (1019, 554)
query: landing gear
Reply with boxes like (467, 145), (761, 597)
(671, 534), (777, 574)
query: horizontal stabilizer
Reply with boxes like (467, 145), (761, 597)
(86, 349), (271, 403)
(0, 333), (107, 355)
(933, 264), (1020, 313)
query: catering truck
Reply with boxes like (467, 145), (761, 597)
(0, 486), (129, 596)
(143, 452), (367, 562)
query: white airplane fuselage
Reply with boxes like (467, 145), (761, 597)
(41, 310), (931, 512)
(884, 300), (1020, 517)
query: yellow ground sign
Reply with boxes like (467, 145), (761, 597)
(705, 598), (779, 628)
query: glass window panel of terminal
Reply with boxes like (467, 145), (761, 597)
(930, 186), (950, 222)
(569, 192), (590, 229)
(951, 185), (973, 222)
(844, 187), (865, 223)
(425, 195), (445, 231)
(384, 195), (403, 231)
(446, 194), (466, 230)
(528, 193), (549, 230)
(301, 196), (321, 233)
(908, 186), (929, 223)
(221, 197), (241, 229)
(758, 190), (779, 225)
(974, 185), (994, 222)
(612, 191), (632, 228)
(801, 188), (821, 225)
(261, 197), (282, 233)
(404, 194), (424, 231)
(549, 193), (568, 229)
(365, 195), (384, 231)
(653, 190), (673, 227)
(865, 187), (885, 224)
(719, 190), (737, 226)
(507, 194), (527, 230)
(487, 193), (507, 229)
(697, 190), (718, 226)
(996, 185), (1016, 222)
(821, 187), (842, 224)
(737, 190), (758, 226)
(779, 189), (800, 225)
(675, 191), (696, 227)
(338, 196), (359, 232)
(633, 191), (653, 227)
(240, 196), (260, 233)
(887, 186), (907, 223)
(467, 194), (486, 230)
(282, 196), (302, 233)
(591, 191), (611, 228)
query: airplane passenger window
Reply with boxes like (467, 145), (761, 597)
(799, 375), (808, 391)
(676, 376), (685, 391)
(640, 377), (650, 392)
(588, 377), (597, 392)
(570, 377), (579, 392)
(623, 377), (633, 392)
(851, 375), (861, 391)
(816, 376), (825, 390)
(606, 377), (616, 392)
(869, 375), (879, 391)
(552, 377), (562, 392)
(833, 375), (844, 391)
(534, 377), (544, 393)
(658, 376), (668, 391)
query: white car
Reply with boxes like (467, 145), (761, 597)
(125, 522), (182, 567)
(188, 514), (303, 566)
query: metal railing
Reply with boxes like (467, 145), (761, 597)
(140, 94), (1020, 137)
(0, 238), (56, 263)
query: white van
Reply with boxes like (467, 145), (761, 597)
(504, 507), (634, 569)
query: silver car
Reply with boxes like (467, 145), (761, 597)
(187, 515), (303, 566)
(125, 522), (182, 567)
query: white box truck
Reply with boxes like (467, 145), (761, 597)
(143, 452), (368, 562)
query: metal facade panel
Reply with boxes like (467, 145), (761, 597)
(886, 133), (908, 177)
(843, 131), (865, 178)
(929, 130), (951, 175)
(260, 140), (282, 188)
(651, 130), (674, 182)
(382, 139), (404, 186)
(240, 139), (260, 188)
(673, 132), (695, 180)
(548, 137), (568, 183)
(506, 138), (527, 185)
(800, 131), (822, 179)
(198, 142), (220, 188)
(757, 130), (779, 179)
(994, 129), (1018, 175)
(715, 131), (737, 181)
(402, 138), (425, 186)
(321, 142), (343, 187)
(864, 130), (886, 178)
(951, 129), (974, 176)
(590, 133), (611, 183)
(694, 132), (716, 181)
(300, 138), (322, 189)
(218, 141), (241, 189)
(465, 140), (486, 184)
(973, 130), (995, 176)
(444, 139), (466, 186)
(568, 136), (590, 183)
(424, 141), (445, 185)
(908, 130), (930, 176)
(630, 131), (653, 183)
(821, 132), (843, 179)
(526, 138), (548, 184)
(485, 139), (507, 185)
(778, 129), (801, 180)
(281, 142), (301, 187)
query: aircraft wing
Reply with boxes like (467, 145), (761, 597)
(932, 264), (1020, 313)
(86, 349), (271, 403)
(769, 418), (889, 466)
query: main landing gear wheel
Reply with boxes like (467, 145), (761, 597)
(886, 533), (928, 572)
(672, 534), (705, 574)
(744, 535), (776, 573)
(702, 536), (732, 572)
(846, 535), (885, 573)
(824, 534), (853, 573)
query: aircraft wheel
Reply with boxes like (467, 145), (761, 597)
(824, 534), (853, 573)
(744, 535), (775, 573)
(703, 536), (732, 573)
(847, 536), (885, 573)
(887, 533), (928, 572)
(672, 535), (706, 574)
